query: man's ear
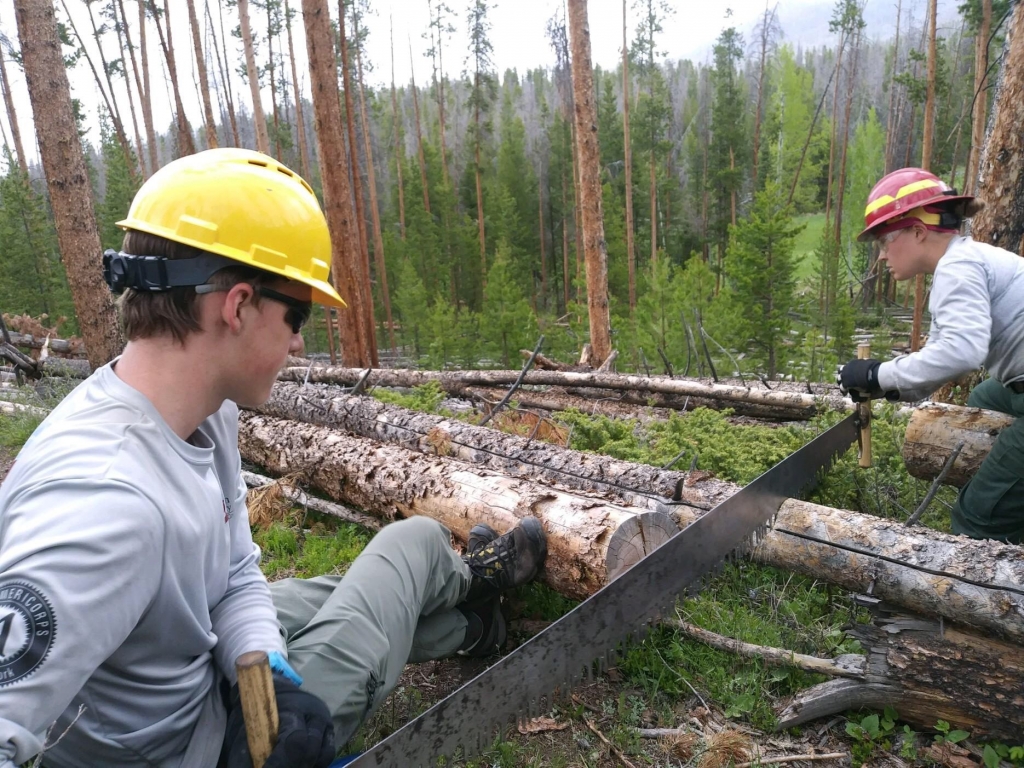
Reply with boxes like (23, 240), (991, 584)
(220, 283), (255, 334)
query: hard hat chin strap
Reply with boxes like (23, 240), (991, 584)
(102, 249), (240, 294)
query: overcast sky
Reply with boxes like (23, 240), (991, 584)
(0, 0), (933, 165)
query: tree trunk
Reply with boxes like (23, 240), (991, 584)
(285, 0), (310, 177)
(266, 1), (281, 158)
(185, 0), (218, 149)
(301, 0), (373, 367)
(135, 0), (160, 172)
(902, 401), (1013, 487)
(832, 31), (860, 244)
(153, 0), (196, 157)
(883, 0), (902, 173)
(751, 3), (773, 186)
(14, 0), (121, 368)
(238, 0), (270, 154)
(823, 31), (844, 224)
(567, 0), (612, 366)
(390, 24), (406, 239)
(111, 0), (146, 171)
(337, 4), (377, 366)
(622, 0), (635, 314)
(912, 0), (938, 352)
(0, 42), (27, 177)
(6, 332), (86, 358)
(777, 609), (1024, 741)
(353, 10), (395, 354)
(237, 411), (676, 599)
(969, 1), (1024, 253)
(63, 0), (136, 178)
(212, 0), (241, 147)
(277, 365), (854, 415)
(966, 0), (992, 194)
(409, 43), (431, 215)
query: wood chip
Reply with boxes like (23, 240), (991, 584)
(517, 716), (569, 735)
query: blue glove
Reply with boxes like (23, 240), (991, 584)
(222, 674), (335, 768)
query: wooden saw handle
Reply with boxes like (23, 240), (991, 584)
(857, 343), (872, 468)
(235, 651), (279, 768)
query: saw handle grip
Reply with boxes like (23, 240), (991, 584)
(235, 651), (279, 768)
(856, 344), (872, 468)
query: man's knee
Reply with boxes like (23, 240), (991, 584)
(373, 516), (451, 547)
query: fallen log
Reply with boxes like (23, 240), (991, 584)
(464, 384), (811, 422)
(254, 382), (739, 510)
(666, 499), (1024, 645)
(903, 402), (1014, 487)
(5, 331), (86, 358)
(237, 412), (677, 599)
(777, 608), (1024, 741)
(277, 366), (854, 417)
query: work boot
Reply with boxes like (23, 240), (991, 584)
(467, 522), (498, 554)
(462, 517), (547, 603)
(457, 598), (507, 657)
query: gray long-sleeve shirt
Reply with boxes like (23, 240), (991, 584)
(878, 236), (1024, 401)
(0, 363), (284, 768)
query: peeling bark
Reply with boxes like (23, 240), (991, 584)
(237, 412), (676, 599)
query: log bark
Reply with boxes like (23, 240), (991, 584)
(237, 412), (677, 598)
(902, 402), (1013, 487)
(277, 366), (854, 417)
(465, 384), (820, 422)
(778, 609), (1024, 741)
(255, 382), (720, 509)
(5, 332), (86, 358)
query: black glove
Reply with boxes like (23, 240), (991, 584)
(221, 675), (335, 768)
(838, 358), (899, 402)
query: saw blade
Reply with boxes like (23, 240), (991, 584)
(348, 412), (860, 767)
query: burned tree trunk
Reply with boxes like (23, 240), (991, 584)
(970, 0), (1024, 252)
(902, 402), (1013, 487)
(237, 412), (676, 599)
(277, 366), (854, 416)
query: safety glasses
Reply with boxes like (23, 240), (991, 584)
(878, 228), (907, 252)
(195, 283), (312, 334)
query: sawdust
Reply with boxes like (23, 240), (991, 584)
(246, 473), (306, 528)
(699, 728), (754, 768)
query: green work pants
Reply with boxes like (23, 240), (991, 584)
(949, 377), (1024, 544)
(269, 517), (471, 745)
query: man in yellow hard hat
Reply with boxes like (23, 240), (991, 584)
(839, 167), (1024, 544)
(0, 149), (547, 768)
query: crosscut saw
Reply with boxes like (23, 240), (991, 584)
(348, 412), (860, 767)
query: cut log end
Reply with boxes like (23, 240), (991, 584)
(605, 512), (677, 581)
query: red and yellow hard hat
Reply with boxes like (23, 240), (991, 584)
(857, 168), (975, 242)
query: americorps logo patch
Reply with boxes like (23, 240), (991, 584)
(0, 581), (56, 687)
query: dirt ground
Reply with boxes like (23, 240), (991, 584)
(0, 446), (14, 484)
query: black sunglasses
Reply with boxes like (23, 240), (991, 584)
(256, 286), (313, 334)
(195, 283), (312, 334)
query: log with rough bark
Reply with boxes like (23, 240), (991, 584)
(902, 401), (1013, 487)
(466, 384), (814, 422)
(777, 608), (1024, 741)
(237, 412), (677, 599)
(277, 366), (854, 417)
(5, 332), (86, 358)
(255, 382), (738, 510)
(669, 498), (1024, 644)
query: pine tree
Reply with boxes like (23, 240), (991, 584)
(726, 181), (802, 378)
(465, 0), (496, 292)
(97, 118), (142, 250)
(481, 241), (536, 367)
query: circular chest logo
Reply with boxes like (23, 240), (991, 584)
(0, 581), (56, 687)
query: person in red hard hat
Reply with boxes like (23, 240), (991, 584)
(838, 167), (1024, 544)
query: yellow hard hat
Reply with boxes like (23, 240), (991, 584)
(118, 148), (346, 308)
